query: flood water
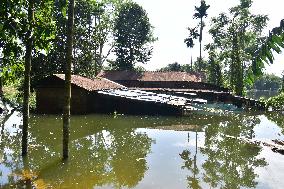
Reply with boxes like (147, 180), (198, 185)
(0, 111), (284, 189)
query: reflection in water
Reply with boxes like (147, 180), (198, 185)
(1, 112), (284, 188)
(180, 131), (201, 189)
(200, 115), (267, 189)
(0, 114), (154, 188)
(266, 112), (284, 134)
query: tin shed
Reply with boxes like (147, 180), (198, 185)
(36, 74), (124, 114)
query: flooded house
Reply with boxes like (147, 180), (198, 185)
(97, 71), (265, 110)
(36, 74), (189, 115)
(97, 70), (228, 91)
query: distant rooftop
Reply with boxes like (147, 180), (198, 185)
(97, 71), (203, 82)
(53, 74), (125, 91)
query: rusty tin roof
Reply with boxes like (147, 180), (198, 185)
(97, 71), (202, 82)
(54, 74), (125, 91)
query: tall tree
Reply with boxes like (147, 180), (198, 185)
(1, 0), (54, 155)
(63, 0), (75, 159)
(73, 0), (116, 77)
(184, 0), (210, 72)
(31, 0), (120, 83)
(112, 2), (154, 70)
(21, 0), (34, 156)
(281, 72), (284, 93)
(207, 50), (222, 86)
(207, 0), (268, 95)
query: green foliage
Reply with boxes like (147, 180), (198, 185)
(207, 51), (222, 86)
(2, 78), (36, 110)
(248, 74), (282, 91)
(0, 0), (55, 84)
(194, 57), (207, 73)
(266, 92), (284, 110)
(253, 19), (284, 76)
(32, 0), (121, 83)
(112, 1), (154, 70)
(207, 0), (268, 96)
(73, 0), (117, 77)
(159, 62), (182, 72)
(280, 73), (284, 93)
(158, 62), (195, 73)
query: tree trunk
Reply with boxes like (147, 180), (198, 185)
(94, 15), (97, 75)
(281, 74), (284, 92)
(63, 0), (75, 160)
(199, 17), (203, 61)
(22, 0), (34, 156)
(0, 77), (3, 97)
(98, 15), (103, 76)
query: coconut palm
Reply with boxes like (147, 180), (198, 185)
(194, 0), (210, 61)
(184, 0), (210, 72)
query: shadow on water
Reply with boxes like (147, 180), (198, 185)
(0, 112), (284, 188)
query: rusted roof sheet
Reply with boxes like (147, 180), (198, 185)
(97, 71), (202, 82)
(54, 74), (125, 91)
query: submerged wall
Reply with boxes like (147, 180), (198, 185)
(36, 87), (88, 114)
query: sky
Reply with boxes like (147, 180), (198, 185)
(133, 0), (284, 77)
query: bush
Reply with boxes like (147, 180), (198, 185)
(266, 92), (284, 110)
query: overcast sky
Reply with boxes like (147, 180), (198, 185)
(133, 0), (284, 76)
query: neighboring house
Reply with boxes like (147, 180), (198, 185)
(36, 74), (124, 114)
(97, 70), (228, 92)
(36, 74), (187, 115)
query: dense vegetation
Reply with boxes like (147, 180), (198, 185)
(266, 92), (284, 110)
(0, 0), (155, 158)
(1, 0), (284, 157)
(246, 74), (282, 91)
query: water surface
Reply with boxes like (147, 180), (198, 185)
(0, 111), (284, 188)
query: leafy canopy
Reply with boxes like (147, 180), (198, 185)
(112, 1), (154, 70)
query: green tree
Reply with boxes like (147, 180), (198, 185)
(63, 0), (75, 160)
(208, 0), (268, 95)
(281, 72), (284, 93)
(207, 50), (222, 86)
(22, 0), (34, 156)
(112, 2), (154, 70)
(249, 74), (282, 91)
(73, 0), (118, 77)
(184, 0), (210, 72)
(1, 0), (55, 155)
(31, 0), (120, 82)
(159, 62), (182, 72)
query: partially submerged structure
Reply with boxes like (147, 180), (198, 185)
(36, 74), (188, 115)
(98, 71), (265, 110)
(36, 72), (265, 116)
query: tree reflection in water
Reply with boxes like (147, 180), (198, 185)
(0, 114), (153, 188)
(266, 112), (284, 135)
(179, 115), (268, 189)
(180, 130), (201, 189)
(201, 115), (267, 189)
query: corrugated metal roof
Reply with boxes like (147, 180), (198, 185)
(97, 71), (202, 82)
(98, 88), (188, 106)
(54, 74), (125, 91)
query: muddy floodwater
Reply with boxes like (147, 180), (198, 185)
(0, 111), (284, 188)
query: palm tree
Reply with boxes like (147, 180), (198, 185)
(194, 0), (210, 66)
(184, 0), (209, 72)
(63, 0), (75, 159)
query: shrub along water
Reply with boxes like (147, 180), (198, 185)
(266, 92), (284, 111)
